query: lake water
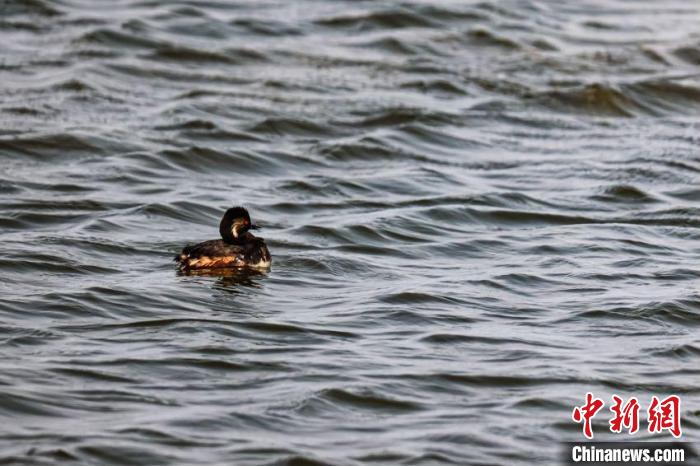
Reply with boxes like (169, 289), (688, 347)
(1, 1), (699, 464)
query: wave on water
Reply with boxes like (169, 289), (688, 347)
(1, 0), (700, 465)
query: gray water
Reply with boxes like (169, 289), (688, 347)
(1, 1), (700, 465)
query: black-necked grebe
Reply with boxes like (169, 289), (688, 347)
(176, 206), (271, 271)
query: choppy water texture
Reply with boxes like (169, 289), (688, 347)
(1, 1), (699, 465)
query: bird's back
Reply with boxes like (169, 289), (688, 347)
(176, 236), (270, 270)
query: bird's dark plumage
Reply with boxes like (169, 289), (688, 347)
(219, 206), (252, 244)
(176, 207), (271, 271)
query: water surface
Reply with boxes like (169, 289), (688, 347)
(1, 1), (700, 464)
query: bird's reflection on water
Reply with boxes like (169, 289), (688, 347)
(177, 267), (269, 294)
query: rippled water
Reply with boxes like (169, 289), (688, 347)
(1, 1), (700, 464)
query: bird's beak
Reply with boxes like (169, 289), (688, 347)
(250, 223), (261, 230)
